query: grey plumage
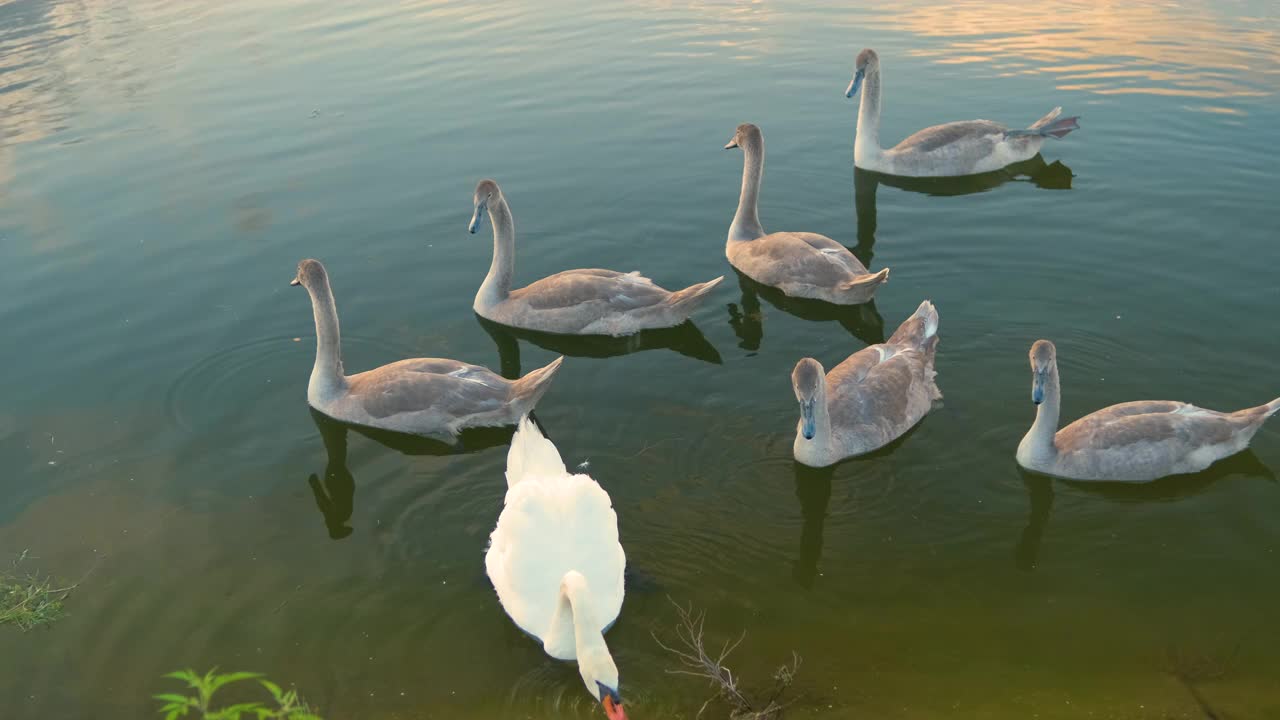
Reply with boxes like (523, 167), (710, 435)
(469, 180), (724, 336)
(792, 300), (941, 467)
(848, 49), (1078, 178)
(292, 259), (563, 440)
(1016, 339), (1279, 482)
(725, 124), (890, 305)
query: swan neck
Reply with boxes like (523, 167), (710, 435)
(813, 380), (834, 449)
(306, 278), (345, 396)
(547, 572), (608, 659)
(856, 67), (883, 161)
(730, 139), (765, 242)
(477, 195), (515, 310)
(1027, 367), (1061, 457)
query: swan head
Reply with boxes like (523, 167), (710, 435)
(724, 122), (762, 151)
(1029, 339), (1057, 405)
(290, 258), (329, 289)
(581, 650), (626, 719)
(846, 48), (879, 98)
(470, 179), (502, 234)
(792, 358), (825, 440)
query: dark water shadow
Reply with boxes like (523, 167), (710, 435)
(1013, 450), (1274, 569)
(306, 408), (514, 539)
(853, 156), (1073, 267)
(726, 270), (886, 352)
(788, 421), (925, 588)
(1015, 474), (1054, 572)
(855, 154), (1074, 201)
(477, 314), (721, 379)
(792, 461), (834, 589)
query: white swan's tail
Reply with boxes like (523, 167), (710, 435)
(665, 276), (725, 317)
(506, 415), (567, 488)
(509, 356), (564, 413)
(1006, 107), (1080, 140)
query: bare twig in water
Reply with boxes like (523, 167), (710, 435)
(652, 598), (801, 720)
(1160, 642), (1240, 720)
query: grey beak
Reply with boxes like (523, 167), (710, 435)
(800, 400), (816, 440)
(289, 278), (300, 287)
(469, 207), (483, 234)
(846, 69), (864, 99)
(724, 139), (738, 150)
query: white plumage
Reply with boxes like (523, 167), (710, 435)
(486, 417), (628, 718)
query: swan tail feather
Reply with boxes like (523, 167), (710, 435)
(887, 299), (939, 349)
(1262, 398), (1280, 419)
(509, 356), (564, 413)
(914, 300), (939, 339)
(1030, 106), (1063, 128)
(843, 267), (890, 291)
(665, 276), (725, 316)
(506, 414), (566, 488)
(1007, 109), (1079, 140)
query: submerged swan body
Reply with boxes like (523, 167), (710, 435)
(1016, 339), (1280, 482)
(847, 49), (1079, 178)
(792, 300), (941, 467)
(469, 180), (723, 337)
(486, 417), (628, 720)
(291, 259), (562, 440)
(724, 123), (889, 304)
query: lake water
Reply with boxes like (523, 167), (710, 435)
(2, 0), (1279, 718)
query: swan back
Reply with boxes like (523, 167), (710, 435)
(794, 301), (940, 465)
(487, 418), (625, 645)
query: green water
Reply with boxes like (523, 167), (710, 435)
(2, 0), (1279, 718)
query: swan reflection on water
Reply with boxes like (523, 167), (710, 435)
(1014, 450), (1275, 570)
(728, 271), (887, 351)
(789, 424), (925, 588)
(477, 313), (721, 379)
(792, 461), (834, 589)
(726, 158), (1071, 354)
(305, 407), (514, 539)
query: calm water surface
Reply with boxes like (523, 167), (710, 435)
(2, 1), (1279, 718)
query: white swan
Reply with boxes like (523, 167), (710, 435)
(846, 49), (1079, 177)
(724, 123), (889, 304)
(291, 259), (563, 440)
(792, 300), (941, 467)
(486, 416), (628, 720)
(1017, 339), (1280, 482)
(469, 179), (723, 337)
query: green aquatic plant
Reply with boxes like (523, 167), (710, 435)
(155, 669), (324, 720)
(0, 566), (74, 631)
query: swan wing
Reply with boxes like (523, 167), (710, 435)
(793, 232), (867, 275)
(1055, 402), (1234, 454)
(514, 269), (669, 311)
(890, 120), (1006, 154)
(739, 232), (866, 287)
(828, 345), (925, 430)
(344, 360), (509, 419)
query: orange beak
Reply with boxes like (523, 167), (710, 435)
(602, 694), (627, 720)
